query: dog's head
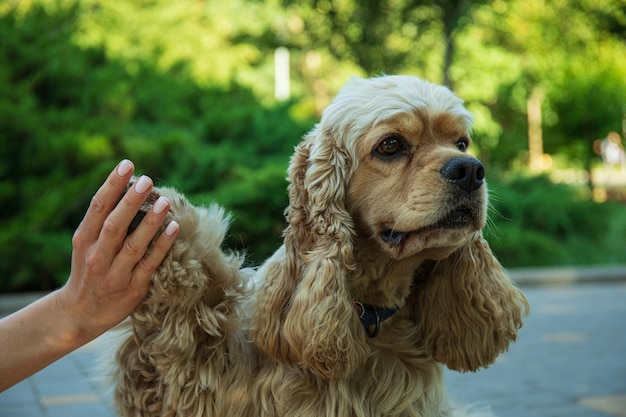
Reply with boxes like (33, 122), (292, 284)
(329, 76), (485, 261)
(252, 75), (528, 379)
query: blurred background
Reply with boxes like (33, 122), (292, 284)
(1, 0), (625, 293)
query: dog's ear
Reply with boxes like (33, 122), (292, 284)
(250, 129), (369, 380)
(411, 234), (529, 372)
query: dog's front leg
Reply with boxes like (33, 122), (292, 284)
(113, 186), (248, 417)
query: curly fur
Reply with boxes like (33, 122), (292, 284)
(110, 75), (529, 417)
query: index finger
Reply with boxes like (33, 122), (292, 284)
(76, 160), (135, 243)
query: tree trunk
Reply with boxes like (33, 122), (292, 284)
(443, 36), (454, 88)
(527, 87), (545, 172)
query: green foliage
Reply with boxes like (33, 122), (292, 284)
(0, 1), (310, 291)
(453, 0), (626, 170)
(210, 163), (290, 263)
(1, 0), (625, 292)
(485, 174), (626, 267)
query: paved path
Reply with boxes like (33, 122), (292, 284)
(2, 282), (625, 416)
(445, 282), (626, 417)
(0, 336), (117, 417)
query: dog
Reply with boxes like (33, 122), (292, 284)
(111, 75), (529, 417)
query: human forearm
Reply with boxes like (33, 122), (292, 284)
(0, 290), (93, 391)
(0, 160), (179, 392)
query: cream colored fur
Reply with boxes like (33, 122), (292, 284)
(110, 75), (529, 417)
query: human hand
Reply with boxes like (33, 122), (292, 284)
(57, 160), (179, 342)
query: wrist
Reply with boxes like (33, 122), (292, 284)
(52, 289), (100, 351)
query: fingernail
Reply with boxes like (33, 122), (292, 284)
(134, 175), (151, 194)
(164, 221), (179, 237)
(117, 159), (133, 177)
(153, 196), (169, 214)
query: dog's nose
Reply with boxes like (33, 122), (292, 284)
(440, 157), (485, 192)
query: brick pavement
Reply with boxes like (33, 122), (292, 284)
(1, 280), (625, 416)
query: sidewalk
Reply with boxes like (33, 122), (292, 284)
(1, 265), (625, 416)
(508, 264), (626, 286)
(0, 336), (117, 417)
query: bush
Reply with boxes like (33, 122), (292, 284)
(485, 173), (626, 267)
(0, 3), (310, 291)
(2, 2), (623, 292)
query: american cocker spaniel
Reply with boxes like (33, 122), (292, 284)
(111, 75), (529, 417)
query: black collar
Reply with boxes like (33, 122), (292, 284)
(353, 301), (400, 338)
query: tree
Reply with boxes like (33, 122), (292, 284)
(452, 0), (626, 171)
(0, 0), (310, 290)
(279, 0), (489, 86)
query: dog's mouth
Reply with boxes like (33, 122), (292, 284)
(380, 206), (477, 247)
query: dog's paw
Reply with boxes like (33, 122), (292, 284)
(123, 178), (161, 235)
(125, 183), (244, 309)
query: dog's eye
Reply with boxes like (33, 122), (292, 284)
(374, 135), (406, 159)
(456, 138), (469, 152)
